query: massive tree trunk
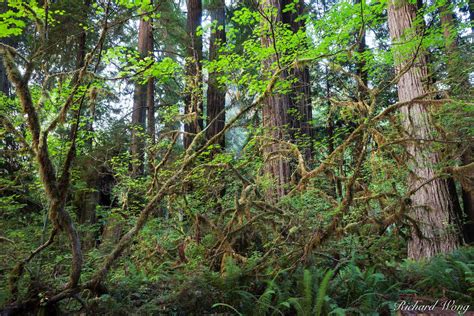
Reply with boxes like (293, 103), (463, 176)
(131, 18), (153, 175)
(281, 0), (313, 162)
(440, 3), (474, 243)
(206, 0), (226, 148)
(260, 0), (291, 200)
(387, 0), (462, 259)
(184, 0), (203, 149)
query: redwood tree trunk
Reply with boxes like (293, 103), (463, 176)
(184, 0), (203, 149)
(206, 0), (226, 148)
(440, 3), (474, 243)
(261, 0), (291, 200)
(146, 20), (155, 169)
(388, 0), (461, 259)
(131, 19), (153, 175)
(147, 82), (155, 146)
(282, 0), (313, 161)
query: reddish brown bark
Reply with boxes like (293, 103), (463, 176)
(131, 18), (153, 175)
(387, 0), (461, 259)
(206, 0), (226, 148)
(184, 0), (203, 149)
(147, 79), (155, 145)
(282, 0), (313, 161)
(260, 0), (291, 200)
(146, 20), (155, 169)
(440, 3), (474, 242)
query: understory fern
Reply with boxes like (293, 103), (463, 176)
(314, 269), (334, 316)
(285, 268), (334, 316)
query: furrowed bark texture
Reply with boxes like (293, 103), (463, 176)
(184, 0), (203, 149)
(387, 0), (461, 259)
(131, 18), (153, 175)
(440, 2), (474, 242)
(146, 17), (155, 169)
(282, 0), (313, 161)
(260, 0), (291, 200)
(147, 78), (155, 145)
(206, 0), (226, 148)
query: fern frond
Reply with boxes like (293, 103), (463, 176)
(314, 269), (334, 316)
(256, 280), (276, 315)
(212, 303), (243, 315)
(302, 269), (313, 315)
(287, 297), (304, 315)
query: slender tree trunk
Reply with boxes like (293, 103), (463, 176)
(354, 0), (368, 98)
(260, 0), (291, 200)
(0, 41), (10, 96)
(324, 66), (342, 199)
(469, 0), (474, 34)
(351, 0), (368, 175)
(281, 0), (313, 162)
(206, 0), (226, 148)
(73, 0), (91, 83)
(184, 0), (203, 149)
(0, 65), (8, 95)
(73, 0), (98, 250)
(131, 19), (153, 175)
(77, 0), (95, 150)
(0, 2), (13, 96)
(146, 19), (155, 168)
(440, 3), (474, 242)
(388, 0), (462, 259)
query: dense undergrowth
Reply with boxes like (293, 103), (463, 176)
(1, 104), (473, 314)
(67, 247), (474, 315)
(1, 96), (472, 314)
(1, 208), (473, 315)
